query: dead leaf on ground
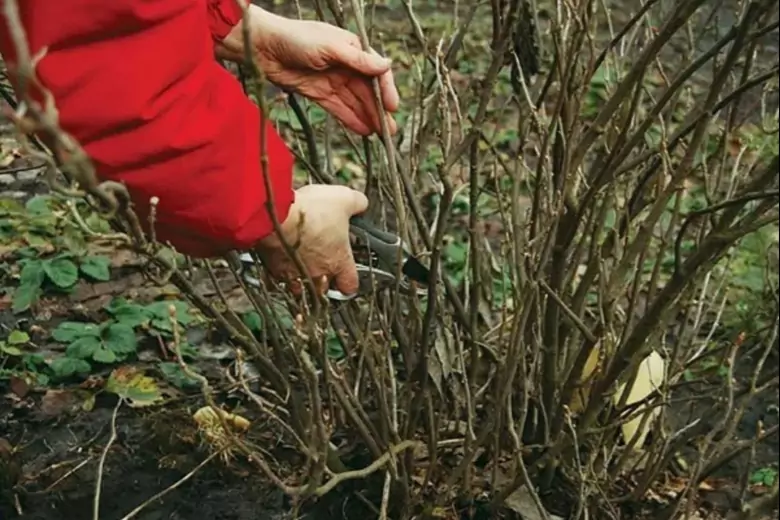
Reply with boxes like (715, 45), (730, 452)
(68, 273), (146, 304)
(0, 293), (11, 311)
(85, 243), (144, 268)
(39, 389), (94, 417)
(504, 486), (564, 520)
(9, 375), (30, 398)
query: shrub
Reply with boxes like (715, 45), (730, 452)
(3, 0), (778, 518)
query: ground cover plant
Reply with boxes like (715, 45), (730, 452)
(0, 0), (778, 519)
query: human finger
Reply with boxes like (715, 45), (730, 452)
(378, 67), (399, 112)
(344, 187), (369, 216)
(345, 77), (397, 136)
(332, 251), (361, 295)
(328, 42), (392, 77)
(317, 95), (373, 135)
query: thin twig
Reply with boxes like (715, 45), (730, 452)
(93, 398), (122, 520)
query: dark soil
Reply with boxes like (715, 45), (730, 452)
(1, 398), (319, 520)
(1, 0), (778, 519)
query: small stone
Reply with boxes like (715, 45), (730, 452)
(17, 168), (43, 182)
(3, 191), (28, 199)
(0, 173), (14, 186)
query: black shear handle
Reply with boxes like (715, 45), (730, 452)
(349, 216), (400, 245)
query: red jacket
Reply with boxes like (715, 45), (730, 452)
(0, 0), (294, 258)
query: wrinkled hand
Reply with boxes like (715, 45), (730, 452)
(254, 184), (368, 296)
(221, 6), (399, 136)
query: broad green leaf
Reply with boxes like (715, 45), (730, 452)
(146, 300), (192, 325)
(242, 311), (263, 332)
(326, 334), (345, 360)
(59, 229), (88, 256)
(0, 197), (24, 214)
(92, 346), (117, 364)
(151, 317), (173, 334)
(25, 195), (53, 215)
(24, 233), (51, 250)
(79, 255), (111, 282)
(43, 257), (79, 289)
(49, 357), (92, 378)
(8, 330), (30, 345)
(84, 212), (112, 233)
(0, 343), (23, 356)
(12, 260), (45, 313)
(15, 247), (39, 260)
(104, 323), (138, 355)
(52, 321), (101, 342)
(22, 352), (46, 368)
(106, 366), (162, 406)
(177, 342), (198, 360)
(105, 298), (150, 327)
(65, 336), (101, 359)
(158, 361), (200, 389)
(445, 241), (467, 266)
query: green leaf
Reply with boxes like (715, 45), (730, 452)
(105, 298), (150, 328)
(445, 241), (467, 266)
(24, 233), (51, 250)
(84, 212), (112, 234)
(43, 256), (79, 289)
(25, 195), (53, 215)
(177, 342), (198, 360)
(79, 255), (111, 282)
(12, 260), (45, 313)
(49, 357), (92, 378)
(92, 346), (117, 364)
(8, 330), (30, 345)
(242, 311), (263, 332)
(158, 362), (200, 389)
(104, 323), (138, 355)
(0, 343), (23, 356)
(150, 317), (173, 334)
(22, 352), (46, 368)
(105, 366), (162, 406)
(146, 300), (192, 324)
(59, 229), (88, 256)
(52, 321), (101, 342)
(65, 335), (101, 359)
(326, 334), (345, 360)
(750, 467), (777, 486)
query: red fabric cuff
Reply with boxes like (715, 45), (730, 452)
(206, 0), (244, 43)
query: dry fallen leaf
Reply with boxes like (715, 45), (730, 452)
(615, 350), (666, 448)
(39, 389), (92, 417)
(9, 376), (30, 398)
(504, 486), (564, 520)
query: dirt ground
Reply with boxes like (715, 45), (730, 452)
(1, 1), (779, 519)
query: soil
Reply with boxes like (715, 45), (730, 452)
(1, 0), (779, 519)
(0, 399), (365, 520)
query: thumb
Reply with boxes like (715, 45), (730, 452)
(333, 44), (392, 77)
(347, 189), (369, 217)
(332, 252), (361, 295)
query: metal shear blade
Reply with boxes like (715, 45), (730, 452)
(332, 215), (430, 300)
(234, 215), (431, 301)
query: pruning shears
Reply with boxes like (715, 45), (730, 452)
(236, 215), (431, 301)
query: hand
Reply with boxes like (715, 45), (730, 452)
(254, 184), (369, 296)
(220, 6), (399, 136)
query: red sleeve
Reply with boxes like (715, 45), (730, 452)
(0, 1), (294, 259)
(205, 0), (243, 43)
